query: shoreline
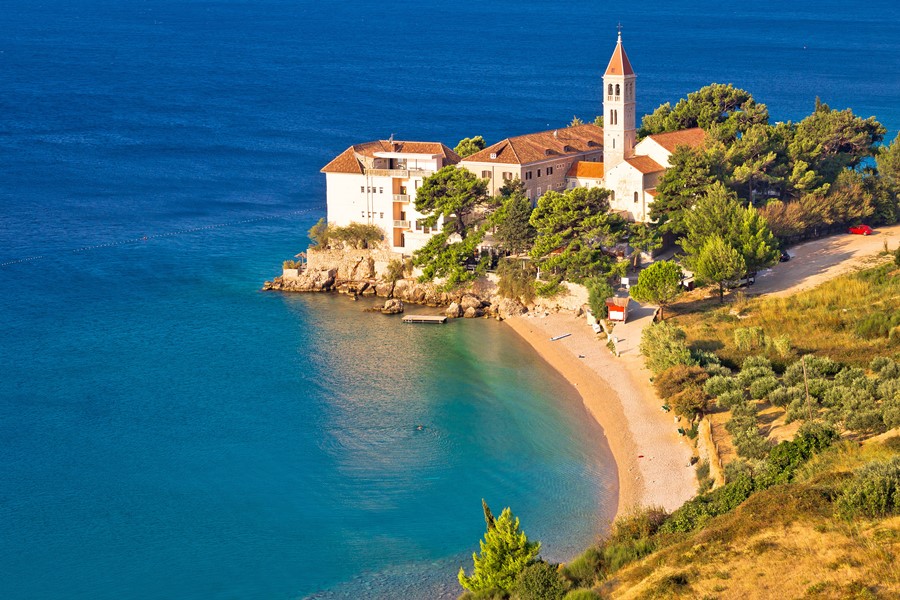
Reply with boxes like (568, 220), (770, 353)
(504, 311), (696, 523)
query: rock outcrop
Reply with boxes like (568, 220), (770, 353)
(264, 247), (581, 319)
(381, 299), (404, 314)
(445, 302), (463, 318)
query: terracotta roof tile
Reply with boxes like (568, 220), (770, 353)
(461, 124), (604, 165)
(645, 127), (707, 153)
(605, 40), (634, 76)
(566, 161), (605, 179)
(624, 155), (665, 174)
(321, 140), (460, 174)
(645, 187), (658, 197)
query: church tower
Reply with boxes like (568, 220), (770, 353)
(602, 29), (636, 170)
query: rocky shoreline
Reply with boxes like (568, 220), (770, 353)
(261, 247), (586, 320)
(263, 268), (529, 320)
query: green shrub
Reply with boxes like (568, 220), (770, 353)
(856, 312), (900, 338)
(717, 389), (747, 410)
(640, 322), (697, 374)
(705, 374), (740, 397)
(561, 548), (601, 588)
(835, 457), (900, 519)
(515, 562), (569, 600)
(869, 356), (899, 378)
(562, 590), (601, 600)
(609, 507), (668, 544)
(734, 327), (767, 351)
(883, 399), (900, 429)
(496, 259), (536, 304)
(742, 355), (773, 370)
(654, 365), (709, 400)
(737, 365), (775, 387)
(768, 385), (804, 408)
(705, 363), (733, 378)
(749, 375), (780, 400)
(308, 217), (330, 247)
(660, 475), (755, 533)
(784, 356), (840, 385)
(692, 349), (722, 368)
(772, 334), (792, 358)
(535, 277), (567, 298)
(586, 278), (614, 319)
(671, 386), (708, 419)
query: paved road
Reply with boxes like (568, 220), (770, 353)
(751, 223), (900, 297)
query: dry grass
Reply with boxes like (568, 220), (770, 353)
(603, 490), (900, 600)
(669, 262), (900, 369)
(598, 437), (900, 599)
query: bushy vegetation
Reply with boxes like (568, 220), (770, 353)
(458, 503), (541, 595)
(835, 456), (900, 519)
(307, 218), (384, 249)
(495, 258), (536, 304)
(586, 278), (614, 319)
(648, 87), (894, 240)
(675, 262), (900, 367)
(640, 322), (697, 374)
(628, 260), (683, 319)
(529, 187), (627, 284)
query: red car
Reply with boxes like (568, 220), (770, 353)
(849, 224), (873, 235)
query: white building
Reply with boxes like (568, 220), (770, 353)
(320, 32), (709, 256)
(566, 32), (707, 222)
(320, 140), (461, 252)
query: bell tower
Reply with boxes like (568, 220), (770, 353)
(603, 27), (636, 170)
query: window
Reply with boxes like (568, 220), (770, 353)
(379, 187), (383, 194)
(634, 192), (639, 203)
(481, 170), (491, 179)
(607, 83), (612, 95)
(361, 211), (365, 217)
(537, 187), (541, 196)
(525, 171), (533, 180)
(615, 83), (620, 96)
(547, 166), (553, 175)
(537, 169), (541, 177)
(612, 139), (615, 149)
(611, 191), (615, 201)
(380, 212), (384, 218)
(502, 171), (513, 180)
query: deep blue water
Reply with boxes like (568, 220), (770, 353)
(1, 1), (899, 598)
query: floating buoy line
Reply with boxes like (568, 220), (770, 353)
(1, 205), (324, 268)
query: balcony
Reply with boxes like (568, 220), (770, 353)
(393, 220), (411, 229)
(366, 168), (433, 178)
(393, 194), (410, 202)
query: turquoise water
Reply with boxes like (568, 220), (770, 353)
(2, 0), (899, 598)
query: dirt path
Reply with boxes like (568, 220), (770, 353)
(751, 224), (900, 297)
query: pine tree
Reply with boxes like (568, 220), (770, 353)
(629, 260), (683, 320)
(458, 505), (541, 593)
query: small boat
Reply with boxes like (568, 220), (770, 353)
(550, 333), (571, 341)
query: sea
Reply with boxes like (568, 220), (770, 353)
(1, 1), (898, 598)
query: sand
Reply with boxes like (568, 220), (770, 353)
(504, 309), (697, 522)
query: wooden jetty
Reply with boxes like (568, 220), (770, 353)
(401, 315), (448, 324)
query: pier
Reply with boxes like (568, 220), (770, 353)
(401, 315), (448, 324)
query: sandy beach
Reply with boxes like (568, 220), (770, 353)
(505, 309), (696, 521)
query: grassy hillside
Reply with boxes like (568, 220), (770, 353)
(599, 436), (900, 599)
(671, 257), (900, 369)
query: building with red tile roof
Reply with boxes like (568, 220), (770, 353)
(320, 139), (461, 252)
(459, 124), (604, 199)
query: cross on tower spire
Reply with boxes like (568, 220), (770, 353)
(617, 22), (623, 42)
